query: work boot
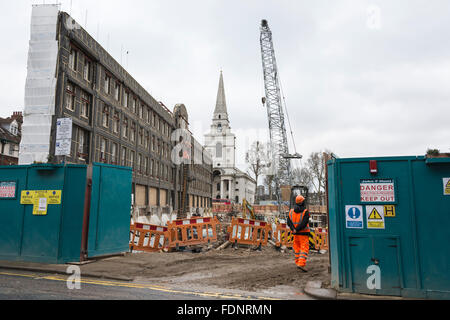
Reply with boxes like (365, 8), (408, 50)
(297, 265), (308, 272)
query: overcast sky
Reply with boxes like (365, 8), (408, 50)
(1, 0), (449, 173)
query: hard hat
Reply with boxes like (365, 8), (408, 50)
(295, 195), (305, 204)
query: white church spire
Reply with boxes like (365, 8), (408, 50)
(213, 71), (229, 122)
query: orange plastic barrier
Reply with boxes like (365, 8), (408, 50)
(273, 222), (293, 248)
(227, 217), (272, 247)
(129, 223), (169, 252)
(314, 227), (329, 250)
(167, 216), (220, 248)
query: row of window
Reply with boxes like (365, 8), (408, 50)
(69, 43), (172, 136)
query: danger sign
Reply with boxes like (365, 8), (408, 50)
(443, 178), (450, 196)
(366, 205), (385, 229)
(361, 179), (395, 203)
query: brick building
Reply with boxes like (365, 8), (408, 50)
(0, 112), (22, 165)
(19, 5), (212, 217)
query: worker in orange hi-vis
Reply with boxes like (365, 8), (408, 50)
(286, 195), (310, 272)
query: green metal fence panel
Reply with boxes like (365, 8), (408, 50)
(0, 163), (132, 264)
(328, 156), (450, 299)
(87, 163), (132, 258)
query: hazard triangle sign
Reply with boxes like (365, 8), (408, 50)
(366, 205), (385, 229)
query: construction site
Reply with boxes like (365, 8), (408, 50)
(0, 3), (449, 304)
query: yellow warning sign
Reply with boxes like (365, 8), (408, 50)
(384, 205), (396, 217)
(20, 190), (62, 216)
(20, 191), (35, 204)
(444, 178), (450, 195)
(366, 205), (385, 229)
(368, 207), (382, 220)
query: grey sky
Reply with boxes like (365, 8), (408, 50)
(1, 0), (449, 173)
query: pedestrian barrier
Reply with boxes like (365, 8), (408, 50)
(227, 217), (272, 247)
(309, 230), (316, 250)
(313, 227), (329, 250)
(167, 216), (220, 248)
(129, 223), (169, 252)
(273, 223), (293, 248)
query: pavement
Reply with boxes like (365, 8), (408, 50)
(0, 257), (409, 300)
(0, 256), (133, 282)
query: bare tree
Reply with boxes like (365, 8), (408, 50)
(305, 150), (333, 205)
(246, 141), (270, 202)
(291, 166), (314, 190)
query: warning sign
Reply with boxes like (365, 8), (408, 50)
(366, 205), (385, 229)
(0, 181), (16, 198)
(443, 178), (450, 196)
(20, 190), (62, 216)
(361, 179), (395, 203)
(384, 205), (396, 217)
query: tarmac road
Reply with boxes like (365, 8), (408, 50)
(0, 269), (267, 300)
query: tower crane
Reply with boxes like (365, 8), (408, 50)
(259, 19), (303, 219)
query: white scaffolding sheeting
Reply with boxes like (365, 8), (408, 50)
(19, 5), (59, 165)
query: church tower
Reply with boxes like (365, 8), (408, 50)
(205, 71), (236, 169)
(204, 71), (255, 203)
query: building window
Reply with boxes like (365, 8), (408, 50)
(217, 183), (220, 191)
(129, 150), (135, 169)
(83, 58), (91, 81)
(100, 138), (107, 162)
(76, 127), (89, 161)
(111, 142), (118, 164)
(144, 157), (149, 175)
(150, 159), (154, 176)
(121, 147), (127, 166)
(114, 82), (120, 101)
(80, 91), (90, 118)
(123, 91), (129, 108)
(145, 131), (149, 149)
(216, 142), (222, 158)
(131, 98), (137, 114)
(130, 125), (135, 143)
(69, 48), (77, 71)
(137, 154), (142, 173)
(139, 104), (143, 118)
(152, 136), (155, 151)
(9, 123), (18, 136)
(102, 105), (109, 128)
(146, 107), (151, 123)
(104, 74), (111, 94)
(113, 111), (120, 133)
(138, 128), (143, 146)
(152, 113), (156, 127)
(65, 83), (75, 111)
(122, 118), (128, 139)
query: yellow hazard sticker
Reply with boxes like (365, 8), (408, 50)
(366, 205), (385, 229)
(20, 190), (62, 216)
(384, 205), (396, 217)
(444, 178), (450, 195)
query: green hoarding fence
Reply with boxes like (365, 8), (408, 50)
(328, 155), (450, 299)
(0, 163), (132, 264)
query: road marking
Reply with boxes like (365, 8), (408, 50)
(0, 271), (278, 300)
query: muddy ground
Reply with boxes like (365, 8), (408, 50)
(82, 244), (331, 299)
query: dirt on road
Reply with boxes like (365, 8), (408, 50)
(81, 244), (330, 299)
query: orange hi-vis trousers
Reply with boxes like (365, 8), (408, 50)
(293, 235), (309, 267)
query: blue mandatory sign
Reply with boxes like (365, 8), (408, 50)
(345, 205), (363, 229)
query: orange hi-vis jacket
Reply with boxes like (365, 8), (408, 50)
(288, 208), (310, 235)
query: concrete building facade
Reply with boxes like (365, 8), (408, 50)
(19, 6), (212, 222)
(204, 72), (256, 204)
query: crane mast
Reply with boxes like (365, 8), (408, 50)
(259, 19), (292, 215)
